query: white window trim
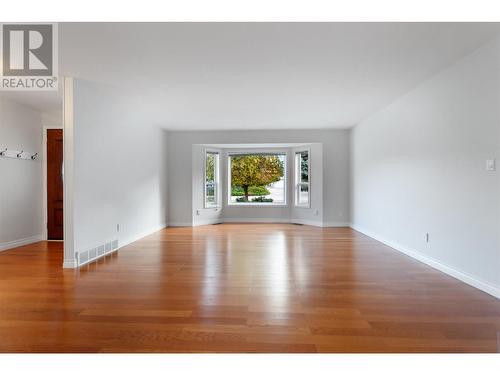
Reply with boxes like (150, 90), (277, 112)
(227, 150), (288, 207)
(294, 147), (311, 209)
(204, 149), (220, 209)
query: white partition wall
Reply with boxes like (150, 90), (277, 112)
(63, 78), (168, 267)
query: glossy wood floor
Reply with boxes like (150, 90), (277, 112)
(0, 224), (499, 353)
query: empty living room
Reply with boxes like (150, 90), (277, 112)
(0, 1), (499, 373)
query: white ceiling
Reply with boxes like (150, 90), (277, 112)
(3, 23), (499, 130)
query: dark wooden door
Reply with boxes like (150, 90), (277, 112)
(47, 129), (63, 240)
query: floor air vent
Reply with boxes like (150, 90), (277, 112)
(77, 239), (119, 267)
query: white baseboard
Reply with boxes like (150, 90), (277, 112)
(223, 217), (290, 224)
(63, 260), (78, 269)
(350, 224), (500, 300)
(169, 218), (349, 228)
(193, 218), (223, 227)
(0, 234), (44, 252)
(168, 222), (193, 227)
(322, 221), (351, 227)
(290, 218), (323, 227)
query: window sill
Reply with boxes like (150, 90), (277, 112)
(226, 203), (288, 207)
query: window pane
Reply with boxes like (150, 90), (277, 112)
(295, 150), (310, 207)
(298, 184), (309, 206)
(229, 154), (286, 204)
(205, 152), (218, 207)
(206, 183), (215, 206)
(206, 153), (215, 183)
(300, 151), (309, 183)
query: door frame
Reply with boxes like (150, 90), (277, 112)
(43, 125), (64, 241)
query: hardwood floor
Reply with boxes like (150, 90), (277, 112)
(0, 224), (498, 353)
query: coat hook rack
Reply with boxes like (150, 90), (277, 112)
(0, 148), (38, 161)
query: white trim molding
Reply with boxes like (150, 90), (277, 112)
(350, 224), (500, 300)
(223, 217), (290, 224)
(192, 219), (223, 227)
(173, 219), (348, 227)
(168, 222), (193, 227)
(63, 77), (75, 268)
(322, 221), (351, 227)
(0, 235), (44, 252)
(290, 218), (323, 227)
(63, 260), (78, 269)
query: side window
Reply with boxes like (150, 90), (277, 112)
(205, 151), (219, 208)
(295, 150), (310, 207)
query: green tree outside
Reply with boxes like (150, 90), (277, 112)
(231, 155), (284, 202)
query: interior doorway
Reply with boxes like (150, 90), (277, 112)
(45, 128), (64, 240)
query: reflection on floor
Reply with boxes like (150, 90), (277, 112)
(0, 224), (498, 352)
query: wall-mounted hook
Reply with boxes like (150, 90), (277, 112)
(0, 148), (6, 156)
(31, 153), (38, 160)
(16, 150), (24, 158)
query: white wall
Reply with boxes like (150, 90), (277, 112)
(351, 37), (500, 297)
(167, 130), (349, 226)
(0, 98), (44, 250)
(65, 79), (168, 266)
(42, 109), (63, 127)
